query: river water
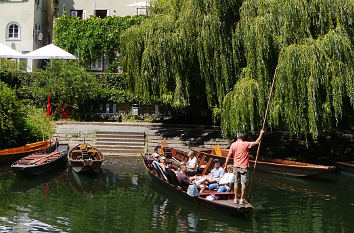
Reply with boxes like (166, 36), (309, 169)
(0, 157), (353, 233)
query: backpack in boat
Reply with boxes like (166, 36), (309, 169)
(187, 184), (200, 197)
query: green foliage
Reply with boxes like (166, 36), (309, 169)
(20, 60), (99, 119)
(121, 0), (354, 138)
(0, 81), (54, 149)
(21, 105), (55, 143)
(224, 0), (354, 138)
(93, 73), (141, 104)
(53, 15), (145, 72)
(0, 58), (21, 88)
(0, 81), (21, 147)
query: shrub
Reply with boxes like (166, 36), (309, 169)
(20, 60), (99, 119)
(0, 81), (21, 148)
(20, 106), (55, 143)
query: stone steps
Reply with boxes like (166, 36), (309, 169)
(95, 131), (145, 155)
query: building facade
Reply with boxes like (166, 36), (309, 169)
(57, 0), (148, 72)
(0, 0), (53, 71)
(58, 0), (148, 19)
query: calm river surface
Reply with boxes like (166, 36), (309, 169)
(0, 156), (353, 233)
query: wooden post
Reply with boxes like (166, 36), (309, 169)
(248, 68), (277, 202)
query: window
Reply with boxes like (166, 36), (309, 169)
(70, 10), (85, 19)
(137, 8), (147, 15)
(95, 10), (108, 18)
(6, 22), (21, 40)
(91, 55), (104, 71)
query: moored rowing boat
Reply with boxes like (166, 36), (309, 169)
(11, 144), (69, 175)
(68, 143), (104, 174)
(0, 140), (59, 164)
(190, 147), (336, 177)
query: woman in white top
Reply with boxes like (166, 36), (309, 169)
(208, 165), (234, 196)
(186, 151), (198, 174)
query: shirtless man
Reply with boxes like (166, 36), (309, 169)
(225, 130), (264, 204)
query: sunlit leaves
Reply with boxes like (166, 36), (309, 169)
(120, 0), (353, 138)
(53, 15), (145, 72)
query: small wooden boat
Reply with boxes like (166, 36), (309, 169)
(190, 147), (336, 177)
(0, 140), (59, 164)
(336, 161), (354, 175)
(11, 144), (69, 175)
(68, 144), (104, 174)
(142, 149), (254, 215)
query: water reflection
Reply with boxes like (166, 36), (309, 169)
(67, 167), (104, 196)
(0, 157), (353, 232)
(11, 164), (67, 193)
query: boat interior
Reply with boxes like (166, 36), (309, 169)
(70, 144), (103, 161)
(13, 151), (61, 166)
(146, 144), (237, 201)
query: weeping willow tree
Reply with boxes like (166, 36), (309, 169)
(120, 0), (353, 138)
(121, 0), (240, 108)
(222, 0), (353, 138)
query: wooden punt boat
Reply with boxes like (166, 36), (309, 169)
(0, 140), (59, 164)
(190, 147), (336, 177)
(68, 144), (104, 174)
(336, 161), (354, 174)
(11, 144), (69, 175)
(142, 150), (254, 215)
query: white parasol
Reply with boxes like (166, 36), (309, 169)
(0, 43), (24, 58)
(25, 44), (76, 59)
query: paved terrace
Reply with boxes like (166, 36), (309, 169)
(54, 121), (231, 155)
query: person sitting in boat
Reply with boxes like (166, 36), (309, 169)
(164, 160), (181, 186)
(208, 165), (235, 199)
(205, 159), (225, 183)
(186, 151), (198, 175)
(189, 159), (225, 192)
(177, 166), (207, 191)
(159, 157), (167, 171)
(177, 166), (193, 190)
(151, 146), (160, 159)
(152, 153), (167, 180)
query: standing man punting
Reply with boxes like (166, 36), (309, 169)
(225, 130), (264, 204)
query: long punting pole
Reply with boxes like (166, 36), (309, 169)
(248, 68), (277, 202)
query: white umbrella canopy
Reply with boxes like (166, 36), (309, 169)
(125, 1), (149, 7)
(0, 43), (24, 58)
(25, 44), (76, 60)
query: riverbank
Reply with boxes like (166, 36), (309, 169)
(54, 121), (354, 163)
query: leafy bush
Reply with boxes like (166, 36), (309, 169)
(20, 60), (99, 119)
(21, 105), (55, 143)
(0, 58), (21, 88)
(0, 81), (54, 149)
(0, 81), (22, 148)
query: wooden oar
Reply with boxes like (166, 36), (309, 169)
(21, 151), (59, 165)
(248, 68), (277, 202)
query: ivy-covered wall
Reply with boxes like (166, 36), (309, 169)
(53, 15), (145, 72)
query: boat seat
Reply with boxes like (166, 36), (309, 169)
(199, 191), (234, 196)
(162, 147), (172, 159)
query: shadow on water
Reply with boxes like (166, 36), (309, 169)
(11, 163), (68, 193)
(67, 166), (104, 196)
